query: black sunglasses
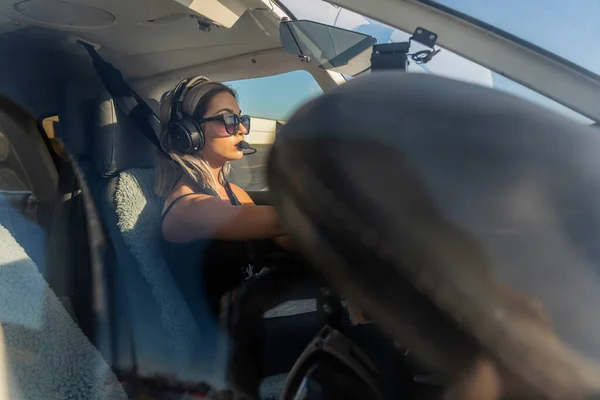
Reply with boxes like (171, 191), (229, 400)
(197, 113), (251, 135)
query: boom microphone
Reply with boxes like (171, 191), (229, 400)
(237, 140), (257, 155)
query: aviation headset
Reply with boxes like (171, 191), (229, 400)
(168, 76), (221, 154)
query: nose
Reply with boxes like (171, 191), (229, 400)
(236, 121), (248, 136)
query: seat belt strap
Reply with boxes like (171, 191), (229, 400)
(78, 40), (173, 161)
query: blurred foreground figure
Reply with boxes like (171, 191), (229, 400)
(268, 72), (600, 399)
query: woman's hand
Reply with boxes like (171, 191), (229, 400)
(274, 235), (295, 251)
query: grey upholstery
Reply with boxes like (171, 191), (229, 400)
(0, 192), (45, 273)
(0, 222), (127, 400)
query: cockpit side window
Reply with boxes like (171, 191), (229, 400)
(0, 131), (29, 192)
(224, 70), (323, 191)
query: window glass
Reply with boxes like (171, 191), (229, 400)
(224, 70), (323, 191)
(285, 0), (600, 77)
(282, 0), (593, 124)
(0, 129), (42, 267)
(430, 0), (600, 76)
(0, 131), (29, 192)
(41, 115), (66, 158)
(41, 115), (59, 139)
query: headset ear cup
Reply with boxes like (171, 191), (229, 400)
(189, 118), (205, 151)
(168, 117), (204, 153)
(168, 121), (192, 153)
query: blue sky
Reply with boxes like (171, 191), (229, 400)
(225, 70), (323, 121)
(230, 0), (597, 123)
(434, 0), (600, 75)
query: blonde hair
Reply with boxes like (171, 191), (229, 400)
(155, 76), (237, 197)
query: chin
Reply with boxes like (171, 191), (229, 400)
(227, 150), (244, 161)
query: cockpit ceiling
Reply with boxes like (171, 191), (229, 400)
(0, 0), (283, 79)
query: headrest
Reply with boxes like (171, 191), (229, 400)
(93, 90), (157, 177)
(268, 72), (600, 397)
(57, 81), (96, 159)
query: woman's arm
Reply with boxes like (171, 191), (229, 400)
(231, 184), (295, 251)
(162, 182), (284, 242)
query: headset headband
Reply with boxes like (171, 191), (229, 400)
(170, 75), (212, 122)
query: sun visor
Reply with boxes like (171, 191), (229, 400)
(173, 0), (247, 28)
(280, 20), (376, 76)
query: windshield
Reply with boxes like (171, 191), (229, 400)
(282, 0), (593, 124)
(428, 0), (600, 76)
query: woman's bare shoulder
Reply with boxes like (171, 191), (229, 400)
(162, 179), (207, 213)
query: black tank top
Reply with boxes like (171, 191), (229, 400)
(160, 180), (271, 317)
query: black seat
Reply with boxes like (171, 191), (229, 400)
(56, 81), (96, 169)
(49, 81), (99, 333)
(268, 72), (600, 398)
